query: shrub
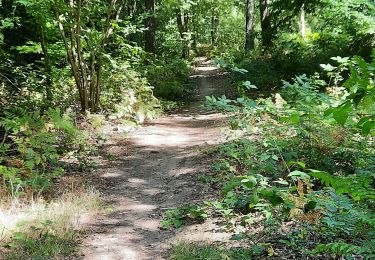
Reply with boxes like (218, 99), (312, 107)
(0, 109), (86, 195)
(100, 61), (161, 123)
(142, 58), (194, 101)
(202, 52), (375, 258)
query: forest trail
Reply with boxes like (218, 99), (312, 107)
(81, 59), (231, 260)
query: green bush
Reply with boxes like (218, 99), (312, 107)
(142, 58), (193, 101)
(100, 60), (160, 123)
(0, 109), (87, 195)
(202, 52), (375, 258)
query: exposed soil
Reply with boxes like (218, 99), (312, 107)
(80, 60), (234, 259)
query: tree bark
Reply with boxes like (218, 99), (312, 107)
(211, 11), (219, 46)
(259, 0), (272, 49)
(127, 0), (137, 17)
(54, 0), (119, 112)
(300, 4), (306, 40)
(39, 23), (53, 102)
(54, 8), (86, 111)
(176, 9), (189, 59)
(145, 0), (156, 53)
(245, 0), (255, 50)
(75, 0), (89, 110)
(93, 0), (119, 111)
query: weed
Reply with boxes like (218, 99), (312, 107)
(0, 188), (101, 258)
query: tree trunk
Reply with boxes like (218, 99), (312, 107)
(211, 11), (218, 46)
(92, 0), (120, 111)
(176, 9), (189, 59)
(145, 0), (156, 53)
(55, 9), (87, 111)
(53, 0), (119, 112)
(39, 23), (53, 102)
(75, 0), (89, 110)
(259, 0), (272, 49)
(245, 0), (255, 50)
(300, 4), (306, 40)
(127, 0), (137, 17)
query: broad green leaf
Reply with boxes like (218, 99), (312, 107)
(333, 103), (352, 126)
(288, 170), (310, 180)
(361, 120), (375, 135)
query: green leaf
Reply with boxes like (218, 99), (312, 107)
(242, 81), (258, 90)
(14, 232), (26, 241)
(320, 63), (336, 72)
(324, 108), (334, 117)
(357, 117), (370, 126)
(269, 194), (284, 206)
(303, 201), (317, 213)
(287, 161), (306, 169)
(361, 120), (375, 135)
(241, 176), (257, 189)
(288, 112), (300, 124)
(333, 103), (352, 126)
(274, 179), (288, 185)
(260, 154), (271, 161)
(288, 171), (310, 180)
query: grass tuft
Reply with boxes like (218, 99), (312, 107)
(169, 243), (255, 260)
(0, 187), (101, 258)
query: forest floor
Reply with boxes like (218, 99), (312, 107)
(80, 59), (235, 259)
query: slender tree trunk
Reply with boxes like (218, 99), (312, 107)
(145, 0), (156, 53)
(300, 4), (306, 40)
(92, 0), (119, 111)
(75, 0), (89, 110)
(259, 0), (272, 49)
(127, 0), (137, 17)
(54, 8), (86, 111)
(211, 11), (218, 46)
(54, 0), (119, 112)
(192, 27), (197, 53)
(245, 0), (255, 50)
(191, 5), (197, 53)
(39, 23), (53, 102)
(176, 11), (184, 39)
(127, 0), (137, 42)
(176, 9), (189, 59)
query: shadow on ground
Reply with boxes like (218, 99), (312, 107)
(80, 60), (233, 260)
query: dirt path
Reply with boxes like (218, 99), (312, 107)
(81, 60), (230, 260)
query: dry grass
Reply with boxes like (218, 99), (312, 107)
(0, 187), (101, 257)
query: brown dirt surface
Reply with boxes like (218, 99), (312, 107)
(80, 59), (233, 260)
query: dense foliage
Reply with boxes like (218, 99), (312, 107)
(1, 0), (374, 258)
(203, 53), (375, 257)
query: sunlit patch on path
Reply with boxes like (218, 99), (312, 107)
(81, 60), (231, 260)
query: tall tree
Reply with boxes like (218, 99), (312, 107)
(127, 0), (137, 17)
(10, 0), (54, 103)
(259, 0), (272, 48)
(176, 9), (190, 58)
(145, 0), (156, 53)
(245, 0), (255, 50)
(300, 3), (306, 39)
(211, 6), (219, 46)
(53, 0), (121, 112)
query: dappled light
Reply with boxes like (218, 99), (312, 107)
(1, 0), (374, 258)
(78, 61), (234, 259)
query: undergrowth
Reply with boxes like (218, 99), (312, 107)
(169, 243), (257, 260)
(0, 188), (101, 258)
(165, 52), (375, 259)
